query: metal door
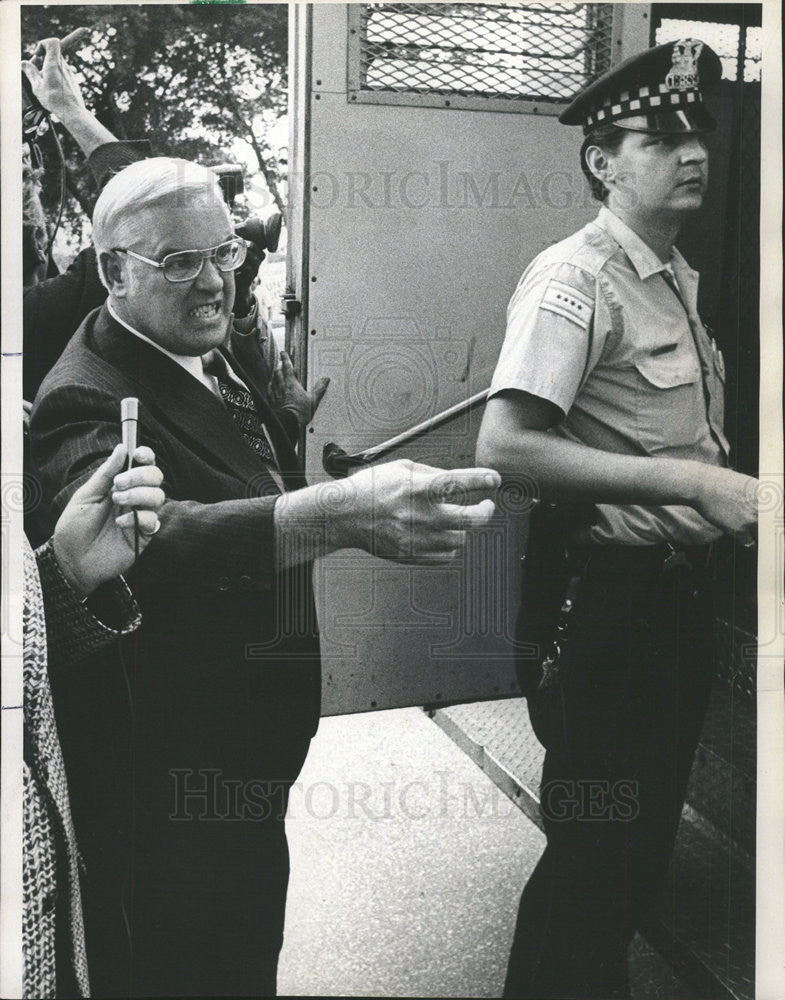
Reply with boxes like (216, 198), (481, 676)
(287, 3), (651, 715)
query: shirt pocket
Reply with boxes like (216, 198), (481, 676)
(631, 351), (704, 454)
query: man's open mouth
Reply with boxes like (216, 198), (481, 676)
(188, 302), (222, 319)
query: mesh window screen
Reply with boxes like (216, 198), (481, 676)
(348, 3), (615, 112)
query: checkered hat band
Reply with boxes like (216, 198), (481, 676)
(586, 89), (703, 128)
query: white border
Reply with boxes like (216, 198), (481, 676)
(1, 4), (782, 999)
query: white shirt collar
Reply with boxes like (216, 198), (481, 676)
(596, 206), (676, 281)
(107, 300), (212, 386)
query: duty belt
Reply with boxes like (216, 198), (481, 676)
(568, 541), (715, 578)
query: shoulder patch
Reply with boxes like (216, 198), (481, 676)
(540, 279), (594, 329)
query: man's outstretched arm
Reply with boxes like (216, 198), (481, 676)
(33, 381), (500, 591)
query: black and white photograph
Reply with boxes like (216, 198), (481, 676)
(1, 2), (782, 998)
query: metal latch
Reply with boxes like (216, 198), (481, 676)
(281, 292), (301, 318)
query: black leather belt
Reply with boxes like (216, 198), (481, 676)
(569, 541), (715, 577)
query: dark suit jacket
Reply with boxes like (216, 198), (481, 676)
(30, 306), (322, 991)
(31, 300), (322, 749)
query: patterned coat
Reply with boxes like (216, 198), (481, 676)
(23, 536), (139, 998)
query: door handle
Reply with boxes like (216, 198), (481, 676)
(322, 388), (490, 478)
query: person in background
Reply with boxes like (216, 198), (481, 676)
(22, 37), (324, 423)
(476, 40), (758, 998)
(24, 443), (165, 998)
(22, 36), (327, 568)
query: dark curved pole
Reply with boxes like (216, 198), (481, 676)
(322, 388), (490, 478)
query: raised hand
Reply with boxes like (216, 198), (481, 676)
(269, 351), (330, 428)
(22, 36), (88, 120)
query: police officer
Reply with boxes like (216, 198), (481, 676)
(476, 40), (758, 998)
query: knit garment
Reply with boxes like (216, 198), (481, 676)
(23, 536), (140, 998)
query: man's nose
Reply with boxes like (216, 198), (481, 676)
(194, 255), (225, 290)
(681, 136), (708, 163)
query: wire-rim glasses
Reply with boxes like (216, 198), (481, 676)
(112, 236), (249, 283)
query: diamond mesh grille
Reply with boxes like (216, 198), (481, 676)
(356, 3), (614, 103)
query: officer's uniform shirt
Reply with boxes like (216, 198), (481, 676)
(490, 205), (730, 546)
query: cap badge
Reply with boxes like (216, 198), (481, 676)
(666, 39), (703, 92)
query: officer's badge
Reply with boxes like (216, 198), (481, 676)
(666, 39), (703, 92)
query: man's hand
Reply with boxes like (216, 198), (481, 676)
(22, 37), (88, 121)
(692, 465), (758, 546)
(343, 460), (500, 563)
(22, 35), (115, 157)
(269, 351), (330, 428)
(274, 459), (500, 568)
(52, 444), (165, 596)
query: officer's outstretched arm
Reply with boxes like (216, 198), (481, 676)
(476, 389), (757, 544)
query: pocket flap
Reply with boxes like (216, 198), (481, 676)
(633, 350), (700, 389)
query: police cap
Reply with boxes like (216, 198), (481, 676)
(559, 39), (722, 135)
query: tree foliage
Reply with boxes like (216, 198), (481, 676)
(21, 4), (288, 252)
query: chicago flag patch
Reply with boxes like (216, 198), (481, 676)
(540, 279), (593, 329)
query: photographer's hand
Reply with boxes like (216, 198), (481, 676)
(232, 241), (264, 319)
(22, 37), (115, 157)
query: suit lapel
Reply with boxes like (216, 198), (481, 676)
(89, 307), (272, 484)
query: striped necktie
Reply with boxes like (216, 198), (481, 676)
(202, 350), (278, 467)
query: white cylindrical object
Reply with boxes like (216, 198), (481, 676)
(121, 397), (139, 469)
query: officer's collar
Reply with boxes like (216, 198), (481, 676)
(595, 205), (676, 281)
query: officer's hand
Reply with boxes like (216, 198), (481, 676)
(22, 37), (88, 121)
(693, 466), (758, 545)
(340, 459), (500, 564)
(269, 351), (330, 427)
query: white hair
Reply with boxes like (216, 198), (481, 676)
(92, 157), (227, 287)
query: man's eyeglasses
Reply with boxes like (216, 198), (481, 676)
(112, 236), (249, 283)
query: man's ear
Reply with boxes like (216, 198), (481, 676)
(99, 249), (127, 295)
(585, 145), (615, 187)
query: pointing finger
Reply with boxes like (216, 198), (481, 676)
(428, 468), (501, 503)
(60, 28), (91, 54)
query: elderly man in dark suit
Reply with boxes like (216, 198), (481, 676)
(30, 155), (499, 998)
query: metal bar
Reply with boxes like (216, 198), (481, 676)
(322, 387), (490, 477)
(363, 388), (489, 458)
